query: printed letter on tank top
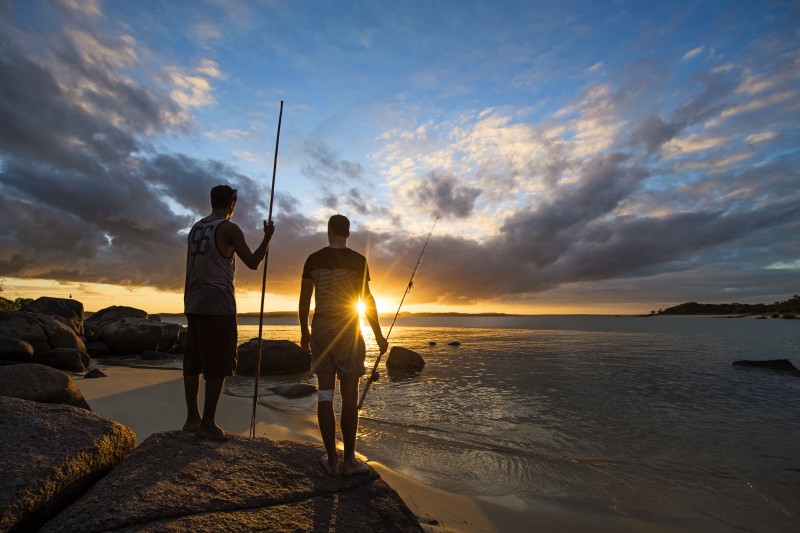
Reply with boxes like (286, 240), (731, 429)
(184, 218), (236, 315)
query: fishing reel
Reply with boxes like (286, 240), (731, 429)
(369, 370), (380, 382)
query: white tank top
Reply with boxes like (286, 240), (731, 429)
(184, 217), (236, 315)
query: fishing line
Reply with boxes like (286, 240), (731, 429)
(357, 216), (438, 410)
(250, 100), (283, 438)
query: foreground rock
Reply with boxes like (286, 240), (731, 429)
(0, 396), (136, 532)
(237, 338), (312, 375)
(0, 363), (91, 409)
(87, 311), (180, 355)
(386, 346), (426, 370)
(42, 431), (422, 532)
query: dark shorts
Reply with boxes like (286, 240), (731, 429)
(184, 314), (238, 379)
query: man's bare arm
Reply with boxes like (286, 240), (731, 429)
(225, 221), (274, 270)
(299, 278), (314, 353)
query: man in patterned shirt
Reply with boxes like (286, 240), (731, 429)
(299, 214), (388, 475)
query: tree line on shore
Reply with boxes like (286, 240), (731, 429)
(656, 294), (800, 316)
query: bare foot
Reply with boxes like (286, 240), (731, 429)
(320, 454), (340, 477)
(341, 459), (370, 476)
(182, 420), (201, 432)
(195, 425), (228, 441)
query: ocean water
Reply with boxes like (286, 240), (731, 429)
(159, 315), (800, 532)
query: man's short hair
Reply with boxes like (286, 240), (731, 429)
(210, 185), (237, 209)
(328, 214), (350, 237)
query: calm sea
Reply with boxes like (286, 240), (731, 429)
(153, 315), (800, 532)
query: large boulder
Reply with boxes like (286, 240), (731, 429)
(84, 305), (149, 339)
(22, 297), (85, 335)
(386, 346), (426, 370)
(0, 363), (91, 409)
(237, 338), (311, 376)
(41, 431), (422, 532)
(91, 317), (180, 355)
(0, 396), (136, 532)
(0, 311), (86, 359)
(0, 338), (35, 363)
(38, 347), (91, 373)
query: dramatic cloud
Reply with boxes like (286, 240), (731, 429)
(1, 2), (798, 312)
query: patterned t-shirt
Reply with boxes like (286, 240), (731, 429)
(302, 247), (369, 328)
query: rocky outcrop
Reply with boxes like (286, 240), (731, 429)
(237, 338), (311, 376)
(0, 311), (86, 359)
(22, 297), (85, 335)
(0, 363), (91, 409)
(84, 306), (148, 332)
(41, 431), (422, 533)
(386, 346), (426, 370)
(0, 396), (136, 532)
(0, 338), (34, 363)
(89, 316), (180, 355)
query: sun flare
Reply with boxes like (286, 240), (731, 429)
(356, 301), (366, 315)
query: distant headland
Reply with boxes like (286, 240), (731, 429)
(653, 294), (799, 317)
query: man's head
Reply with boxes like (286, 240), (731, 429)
(210, 185), (238, 209)
(328, 214), (350, 238)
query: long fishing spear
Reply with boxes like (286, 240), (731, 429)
(250, 100), (283, 438)
(357, 216), (438, 410)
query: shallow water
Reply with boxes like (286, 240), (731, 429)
(153, 315), (800, 531)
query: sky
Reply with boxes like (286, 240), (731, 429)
(0, 0), (798, 315)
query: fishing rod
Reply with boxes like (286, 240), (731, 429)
(250, 100), (283, 439)
(357, 216), (438, 410)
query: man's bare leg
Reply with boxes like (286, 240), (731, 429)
(316, 373), (339, 475)
(182, 375), (202, 432)
(340, 377), (369, 475)
(195, 377), (228, 441)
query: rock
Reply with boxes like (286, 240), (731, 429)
(84, 368), (107, 379)
(447, 341), (461, 346)
(84, 306), (149, 339)
(0, 363), (91, 409)
(38, 347), (91, 373)
(92, 317), (180, 355)
(732, 359), (798, 372)
(169, 325), (188, 355)
(386, 346), (426, 370)
(22, 297), (85, 335)
(0, 310), (86, 358)
(0, 396), (136, 532)
(0, 338), (35, 363)
(41, 431), (422, 532)
(428, 341), (437, 346)
(140, 350), (173, 361)
(271, 383), (317, 398)
(237, 338), (311, 376)
(780, 314), (798, 319)
(85, 341), (109, 358)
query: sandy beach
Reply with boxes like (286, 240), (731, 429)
(77, 366), (692, 533)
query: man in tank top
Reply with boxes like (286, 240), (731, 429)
(183, 184), (274, 441)
(299, 214), (388, 475)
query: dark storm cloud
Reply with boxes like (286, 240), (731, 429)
(0, 6), (271, 291)
(411, 171), (481, 219)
